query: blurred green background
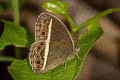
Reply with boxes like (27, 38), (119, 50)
(0, 0), (120, 80)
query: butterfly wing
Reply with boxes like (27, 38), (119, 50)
(29, 13), (75, 73)
(41, 13), (75, 72)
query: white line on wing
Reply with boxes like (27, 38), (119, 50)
(41, 18), (52, 70)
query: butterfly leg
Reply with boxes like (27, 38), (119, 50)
(75, 53), (82, 61)
(75, 47), (82, 61)
(63, 62), (67, 72)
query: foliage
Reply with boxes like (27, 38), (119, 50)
(8, 19), (103, 80)
(0, 20), (34, 50)
(0, 0), (120, 80)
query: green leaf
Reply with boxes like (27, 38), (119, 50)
(0, 20), (34, 50)
(8, 58), (77, 80)
(73, 20), (103, 79)
(8, 60), (51, 80)
(42, 1), (68, 15)
(8, 20), (103, 80)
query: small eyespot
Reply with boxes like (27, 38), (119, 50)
(36, 56), (39, 58)
(41, 31), (46, 35)
(37, 61), (40, 64)
(38, 46), (40, 49)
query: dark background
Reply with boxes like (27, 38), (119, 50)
(0, 0), (120, 80)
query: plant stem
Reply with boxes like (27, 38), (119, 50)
(12, 0), (19, 25)
(64, 14), (76, 34)
(0, 56), (16, 62)
(11, 0), (21, 59)
(74, 8), (120, 34)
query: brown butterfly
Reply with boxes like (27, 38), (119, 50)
(29, 12), (79, 74)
